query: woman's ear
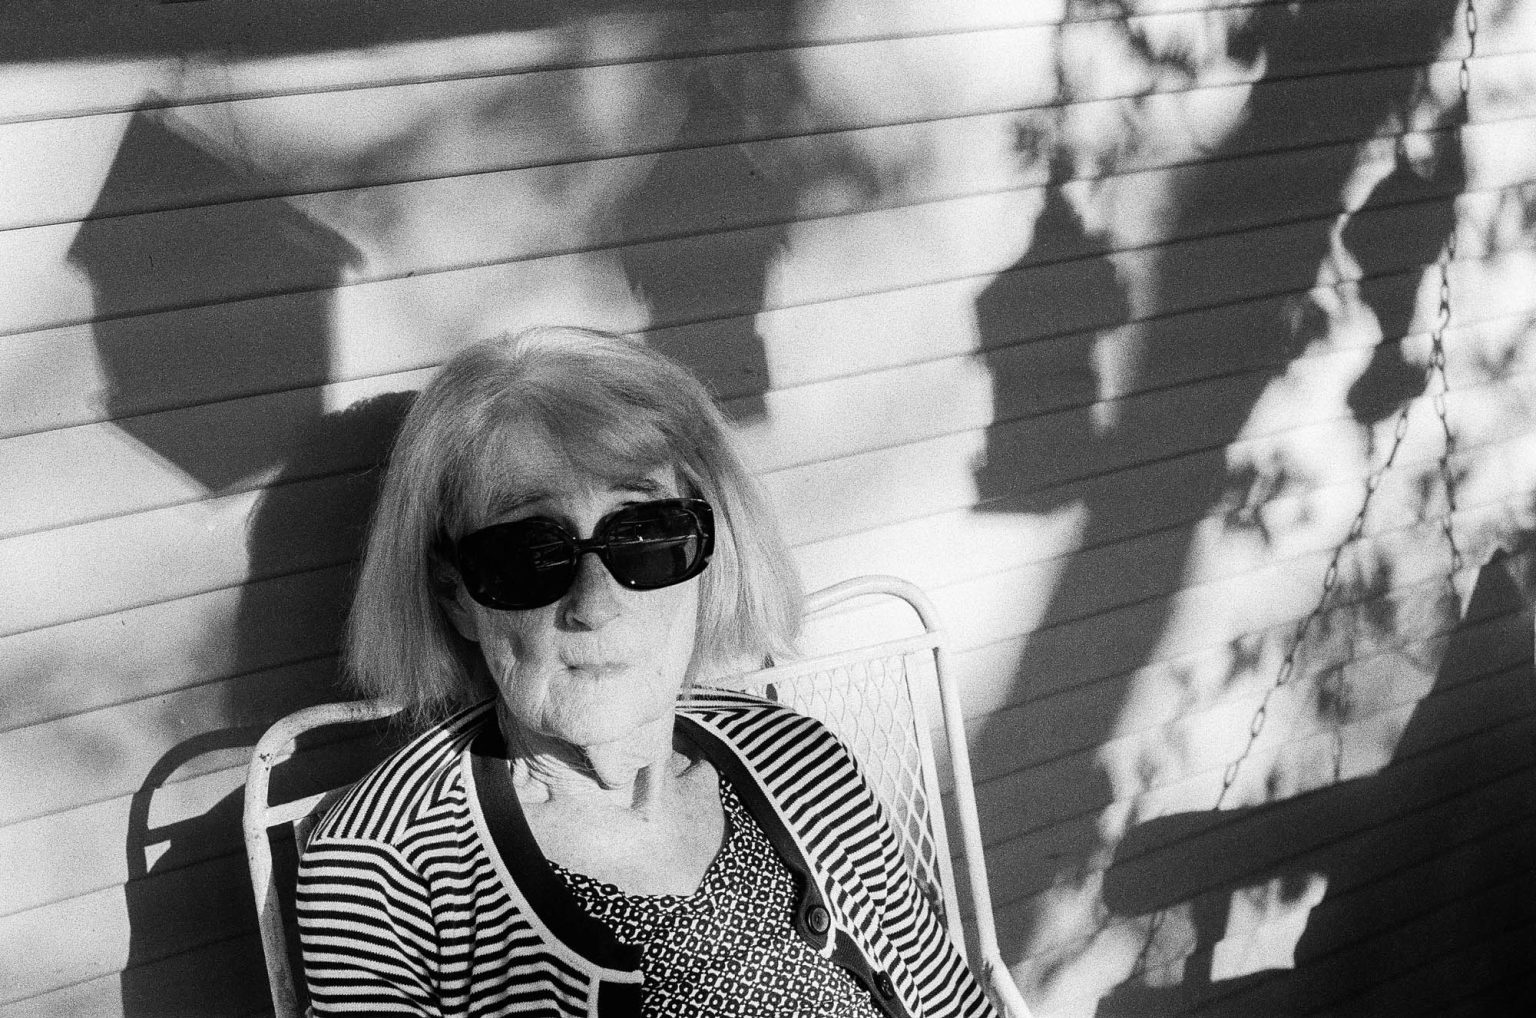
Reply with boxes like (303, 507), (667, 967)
(440, 586), (481, 643)
(432, 559), (480, 643)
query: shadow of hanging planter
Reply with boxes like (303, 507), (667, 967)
(68, 101), (361, 494)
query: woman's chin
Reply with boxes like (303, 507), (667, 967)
(531, 696), (675, 750)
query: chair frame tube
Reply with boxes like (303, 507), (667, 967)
(802, 576), (1033, 1018)
(243, 697), (399, 1018)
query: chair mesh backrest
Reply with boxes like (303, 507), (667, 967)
(721, 644), (963, 947)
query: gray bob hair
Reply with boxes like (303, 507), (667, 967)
(347, 326), (802, 726)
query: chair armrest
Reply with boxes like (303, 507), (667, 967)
(983, 951), (1035, 1018)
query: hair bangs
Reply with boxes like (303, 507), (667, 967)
(445, 374), (685, 538)
(547, 400), (681, 492)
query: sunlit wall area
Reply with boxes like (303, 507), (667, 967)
(1, 0), (1533, 1015)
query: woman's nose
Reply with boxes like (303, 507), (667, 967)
(559, 550), (622, 629)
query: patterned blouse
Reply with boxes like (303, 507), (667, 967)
(551, 775), (883, 1017)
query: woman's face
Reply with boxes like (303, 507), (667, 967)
(443, 431), (701, 750)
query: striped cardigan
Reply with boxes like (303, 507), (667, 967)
(296, 688), (997, 1018)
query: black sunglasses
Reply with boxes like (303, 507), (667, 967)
(452, 498), (715, 611)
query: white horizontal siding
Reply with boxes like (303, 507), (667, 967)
(3, 1), (1536, 1016)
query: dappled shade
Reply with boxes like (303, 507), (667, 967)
(963, 0), (1508, 1010)
(1100, 549), (1536, 1015)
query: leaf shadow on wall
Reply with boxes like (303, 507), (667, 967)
(968, 150), (1130, 934)
(67, 106), (413, 1016)
(1343, 126), (1466, 426)
(619, 56), (787, 420)
(617, 0), (884, 415)
(965, 0), (1465, 987)
(1098, 546), (1536, 1016)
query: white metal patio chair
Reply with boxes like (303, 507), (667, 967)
(244, 574), (1032, 1017)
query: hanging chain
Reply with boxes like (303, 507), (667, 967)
(1431, 0), (1477, 600)
(1458, 0), (1480, 100)
(1212, 0), (1476, 811)
(1428, 232), (1467, 601)
(1213, 404), (1415, 806)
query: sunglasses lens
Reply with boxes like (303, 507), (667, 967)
(603, 502), (709, 589)
(457, 519), (575, 610)
(454, 499), (713, 610)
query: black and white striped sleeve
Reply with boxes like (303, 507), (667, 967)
(296, 836), (440, 1015)
(874, 815), (997, 1018)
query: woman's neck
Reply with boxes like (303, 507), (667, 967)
(498, 701), (690, 813)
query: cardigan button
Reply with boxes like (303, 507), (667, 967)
(807, 905), (831, 934)
(874, 972), (896, 998)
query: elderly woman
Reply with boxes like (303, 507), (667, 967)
(296, 327), (997, 1018)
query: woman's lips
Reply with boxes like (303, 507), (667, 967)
(562, 660), (624, 677)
